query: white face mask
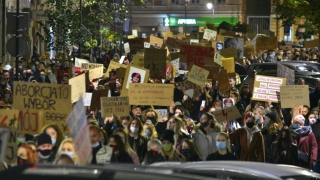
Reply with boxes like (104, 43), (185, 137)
(279, 52), (283, 55)
(183, 95), (188, 101)
(130, 127), (139, 133)
(216, 107), (221, 110)
(309, 118), (316, 125)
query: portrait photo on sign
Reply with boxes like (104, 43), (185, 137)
(223, 98), (235, 108)
(224, 37), (244, 59)
(216, 42), (224, 51)
(125, 66), (147, 89)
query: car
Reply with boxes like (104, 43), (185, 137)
(150, 161), (320, 180)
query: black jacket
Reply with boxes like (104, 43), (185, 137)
(128, 135), (148, 163)
(111, 151), (134, 164)
(270, 142), (299, 166)
(142, 151), (166, 165)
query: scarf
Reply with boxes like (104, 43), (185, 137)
(291, 126), (312, 138)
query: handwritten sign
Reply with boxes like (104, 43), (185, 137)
(67, 96), (92, 165)
(222, 58), (235, 73)
(124, 42), (130, 53)
(277, 64), (295, 85)
(155, 109), (168, 117)
(132, 29), (138, 37)
(190, 39), (199, 43)
(83, 93), (92, 106)
(180, 45), (215, 70)
(101, 96), (130, 117)
(150, 35), (163, 47)
(256, 36), (277, 51)
(217, 69), (232, 94)
(69, 74), (86, 103)
(0, 110), (18, 127)
(220, 48), (237, 58)
(81, 63), (103, 70)
(144, 48), (167, 79)
(144, 42), (150, 48)
(89, 66), (103, 80)
(126, 38), (144, 54)
(213, 106), (242, 123)
(90, 89), (109, 111)
(13, 82), (72, 135)
(244, 45), (255, 56)
(214, 53), (223, 66)
(128, 83), (174, 106)
(188, 65), (209, 86)
(280, 85), (309, 108)
(171, 58), (179, 71)
(304, 39), (319, 48)
(106, 61), (127, 77)
(252, 75), (286, 102)
(0, 127), (9, 164)
(203, 29), (217, 40)
(181, 79), (202, 99)
(5, 127), (16, 165)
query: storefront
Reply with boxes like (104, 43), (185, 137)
(163, 17), (238, 27)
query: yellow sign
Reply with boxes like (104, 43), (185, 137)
(69, 74), (86, 103)
(101, 96), (130, 117)
(106, 61), (127, 77)
(187, 65), (209, 86)
(89, 66), (103, 80)
(280, 85), (309, 108)
(222, 58), (235, 73)
(81, 63), (103, 70)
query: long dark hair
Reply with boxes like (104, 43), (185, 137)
(203, 112), (215, 128)
(182, 138), (201, 159)
(272, 128), (293, 160)
(110, 134), (126, 152)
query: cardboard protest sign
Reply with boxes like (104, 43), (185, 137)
(116, 67), (127, 79)
(304, 39), (319, 48)
(224, 37), (244, 59)
(132, 29), (138, 37)
(190, 39), (199, 44)
(132, 54), (144, 68)
(101, 96), (130, 117)
(81, 63), (103, 70)
(280, 85), (309, 108)
(280, 45), (292, 51)
(128, 83), (174, 106)
(0, 127), (9, 164)
(219, 48), (237, 59)
(121, 65), (150, 97)
(119, 56), (126, 64)
(180, 45), (215, 70)
(223, 98), (235, 108)
(252, 75), (286, 102)
(214, 53), (223, 66)
(203, 29), (217, 41)
(13, 82), (72, 135)
(124, 42), (130, 53)
(89, 66), (103, 80)
(150, 35), (163, 47)
(256, 36), (278, 51)
(106, 60), (127, 77)
(222, 58), (235, 73)
(126, 38), (144, 54)
(5, 127), (16, 165)
(69, 74), (86, 103)
(144, 48), (166, 79)
(181, 79), (202, 99)
(0, 110), (18, 127)
(162, 31), (173, 40)
(67, 96), (92, 165)
(144, 42), (150, 48)
(166, 37), (178, 48)
(213, 106), (242, 123)
(188, 65), (209, 86)
(155, 109), (168, 117)
(171, 58), (179, 71)
(292, 105), (304, 119)
(217, 69), (232, 94)
(83, 93), (92, 106)
(244, 45), (255, 57)
(277, 64), (295, 85)
(90, 89), (109, 111)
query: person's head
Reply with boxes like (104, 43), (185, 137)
(87, 114), (98, 125)
(17, 144), (38, 165)
(229, 91), (239, 103)
(121, 116), (130, 128)
(213, 100), (222, 109)
(127, 116), (144, 136)
(312, 108), (319, 118)
(4, 71), (10, 80)
(167, 116), (184, 133)
(131, 73), (141, 83)
(41, 124), (64, 148)
(37, 133), (53, 158)
(216, 132), (231, 152)
(145, 109), (159, 124)
(292, 115), (305, 129)
(225, 38), (238, 48)
(277, 128), (293, 144)
(253, 107), (264, 118)
(89, 124), (101, 147)
(3, 88), (12, 98)
(54, 154), (74, 165)
(308, 113), (316, 125)
(143, 122), (158, 139)
(174, 106), (184, 115)
(161, 129), (175, 152)
(109, 134), (125, 153)
(147, 139), (162, 152)
(245, 114), (256, 129)
(229, 77), (236, 87)
(25, 141), (37, 152)
(57, 138), (78, 163)
(297, 78), (305, 85)
(302, 105), (309, 116)
(264, 111), (277, 126)
(200, 112), (215, 129)
(131, 105), (142, 116)
(181, 138), (200, 159)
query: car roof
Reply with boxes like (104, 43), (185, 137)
(150, 161), (320, 179)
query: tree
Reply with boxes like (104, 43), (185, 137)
(274, 0), (320, 36)
(295, 21), (314, 40)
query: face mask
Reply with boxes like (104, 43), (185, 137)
(183, 95), (188, 101)
(175, 113), (179, 117)
(254, 115), (260, 122)
(130, 127), (139, 133)
(17, 137), (26, 143)
(60, 152), (73, 159)
(148, 150), (158, 157)
(111, 124), (117, 129)
(216, 141), (227, 150)
(146, 116), (156, 124)
(32, 66), (35, 70)
(38, 149), (52, 157)
(51, 138), (56, 146)
(17, 157), (27, 165)
(201, 121), (210, 128)
(246, 121), (255, 128)
(92, 142), (100, 148)
(279, 52), (283, 55)
(144, 130), (151, 137)
(4, 94), (10, 98)
(216, 107), (221, 110)
(162, 144), (172, 152)
(292, 124), (299, 129)
(316, 115), (319, 120)
(309, 118), (316, 125)
(35, 62), (39, 65)
(181, 149), (190, 158)
(19, 66), (22, 69)
(122, 125), (127, 129)
(0, 82), (5, 85)
(110, 145), (117, 152)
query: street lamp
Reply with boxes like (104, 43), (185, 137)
(206, 1), (214, 23)
(184, 0), (189, 36)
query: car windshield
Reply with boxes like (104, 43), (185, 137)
(295, 65), (318, 72)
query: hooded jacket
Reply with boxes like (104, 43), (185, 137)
(229, 126), (265, 162)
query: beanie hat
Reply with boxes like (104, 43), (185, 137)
(161, 129), (175, 144)
(293, 115), (305, 125)
(265, 112), (277, 123)
(37, 133), (52, 147)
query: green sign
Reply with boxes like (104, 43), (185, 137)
(163, 17), (238, 27)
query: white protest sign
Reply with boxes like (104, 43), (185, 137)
(213, 106), (242, 123)
(155, 109), (168, 117)
(132, 29), (138, 37)
(67, 96), (92, 165)
(214, 53), (223, 66)
(203, 29), (217, 41)
(144, 42), (151, 48)
(119, 56), (126, 64)
(190, 39), (199, 43)
(124, 42), (130, 53)
(171, 58), (179, 70)
(83, 93), (92, 106)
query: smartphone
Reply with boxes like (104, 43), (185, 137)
(201, 100), (206, 107)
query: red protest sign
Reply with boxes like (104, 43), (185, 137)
(213, 106), (241, 123)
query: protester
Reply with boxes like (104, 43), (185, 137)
(142, 139), (166, 165)
(109, 134), (134, 164)
(17, 144), (38, 165)
(181, 138), (201, 161)
(56, 138), (78, 164)
(143, 122), (158, 140)
(161, 129), (186, 162)
(37, 133), (54, 163)
(42, 124), (65, 162)
(206, 132), (238, 161)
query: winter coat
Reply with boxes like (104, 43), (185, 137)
(229, 126), (265, 162)
(270, 142), (299, 166)
(194, 125), (222, 160)
(142, 151), (166, 165)
(95, 145), (113, 164)
(312, 122), (320, 160)
(163, 148), (186, 162)
(111, 151), (134, 164)
(128, 135), (148, 163)
(261, 123), (278, 162)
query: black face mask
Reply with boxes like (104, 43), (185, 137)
(148, 150), (158, 157)
(181, 149), (190, 158)
(246, 121), (255, 128)
(146, 116), (156, 124)
(39, 149), (52, 157)
(17, 157), (27, 165)
(201, 121), (209, 128)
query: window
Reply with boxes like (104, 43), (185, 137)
(171, 0), (179, 4)
(191, 0), (199, 4)
(217, 0), (226, 4)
